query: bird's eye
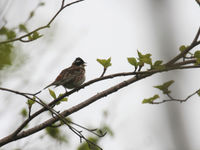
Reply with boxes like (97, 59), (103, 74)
(73, 58), (84, 66)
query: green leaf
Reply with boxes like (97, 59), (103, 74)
(32, 32), (41, 40)
(194, 51), (200, 58)
(46, 127), (60, 138)
(154, 80), (174, 94)
(151, 60), (165, 70)
(196, 58), (200, 65)
(7, 31), (16, 39)
(19, 24), (28, 33)
(77, 137), (99, 150)
(197, 90), (200, 96)
(179, 45), (187, 52)
(137, 50), (143, 58)
(65, 117), (72, 122)
(39, 2), (45, 6)
(0, 26), (16, 39)
(21, 108), (27, 117)
(127, 57), (138, 67)
(137, 50), (152, 65)
(49, 89), (56, 99)
(60, 117), (72, 126)
(102, 125), (114, 136)
(97, 57), (112, 68)
(29, 11), (35, 19)
(45, 127), (67, 143)
(27, 98), (35, 107)
(0, 26), (7, 35)
(61, 97), (68, 102)
(154, 60), (163, 66)
(28, 32), (42, 41)
(142, 94), (159, 104)
(56, 94), (68, 105)
(28, 35), (32, 40)
(0, 43), (13, 69)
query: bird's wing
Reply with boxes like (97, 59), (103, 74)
(54, 67), (79, 85)
(43, 66), (83, 90)
(43, 68), (71, 90)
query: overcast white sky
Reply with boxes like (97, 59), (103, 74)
(0, 0), (200, 150)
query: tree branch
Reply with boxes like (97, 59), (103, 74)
(0, 0), (85, 44)
(196, 0), (200, 6)
(0, 87), (104, 149)
(166, 26), (200, 65)
(0, 22), (200, 148)
(100, 68), (107, 77)
(152, 89), (200, 104)
(1, 60), (200, 147)
(0, 73), (150, 146)
(1, 58), (200, 146)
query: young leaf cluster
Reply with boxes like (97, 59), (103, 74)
(194, 50), (200, 64)
(154, 80), (174, 94)
(0, 27), (16, 69)
(179, 45), (187, 53)
(0, 27), (16, 40)
(97, 57), (112, 69)
(19, 24), (29, 33)
(179, 45), (200, 64)
(142, 80), (175, 104)
(127, 50), (165, 71)
(27, 97), (36, 108)
(28, 32), (42, 41)
(142, 94), (159, 104)
(20, 108), (28, 118)
(49, 89), (68, 105)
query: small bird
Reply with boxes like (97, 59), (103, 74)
(43, 57), (86, 90)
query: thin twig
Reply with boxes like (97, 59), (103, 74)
(166, 26), (200, 65)
(69, 121), (106, 137)
(1, 49), (200, 146)
(100, 68), (107, 77)
(1, 61), (200, 143)
(0, 86), (104, 149)
(38, 99), (103, 149)
(0, 73), (151, 146)
(152, 89), (200, 104)
(0, 0), (85, 44)
(0, 87), (41, 96)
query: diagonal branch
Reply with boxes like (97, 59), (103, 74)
(0, 0), (85, 44)
(152, 88), (200, 104)
(0, 73), (151, 146)
(38, 99), (104, 150)
(0, 86), (104, 149)
(166, 26), (200, 66)
(196, 0), (200, 6)
(1, 51), (200, 146)
(1, 61), (200, 145)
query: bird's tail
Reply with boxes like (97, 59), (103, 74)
(43, 83), (53, 90)
(32, 83), (54, 96)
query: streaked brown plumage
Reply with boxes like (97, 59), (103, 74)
(44, 57), (86, 90)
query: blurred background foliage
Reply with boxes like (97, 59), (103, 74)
(0, 27), (16, 70)
(0, 0), (200, 150)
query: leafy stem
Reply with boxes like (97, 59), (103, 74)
(0, 0), (85, 44)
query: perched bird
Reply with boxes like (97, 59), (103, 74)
(43, 57), (86, 90)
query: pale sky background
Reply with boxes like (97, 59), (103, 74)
(0, 0), (200, 150)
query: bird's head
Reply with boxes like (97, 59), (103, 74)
(72, 57), (86, 67)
